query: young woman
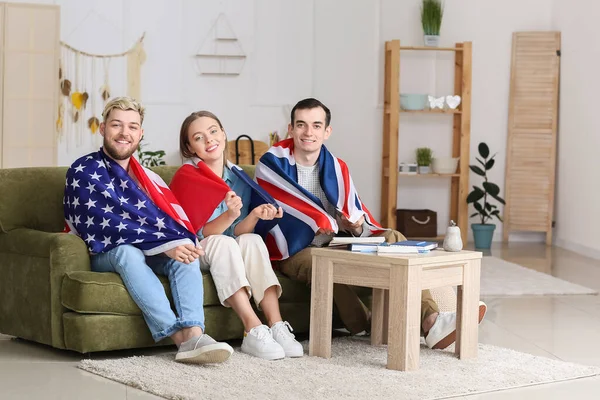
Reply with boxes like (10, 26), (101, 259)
(170, 111), (303, 360)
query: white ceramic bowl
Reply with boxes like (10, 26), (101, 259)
(431, 157), (459, 174)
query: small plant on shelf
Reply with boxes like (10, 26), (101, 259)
(416, 147), (433, 174)
(421, 0), (444, 46)
(466, 142), (505, 249)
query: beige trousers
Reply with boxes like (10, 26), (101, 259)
(199, 234), (282, 307)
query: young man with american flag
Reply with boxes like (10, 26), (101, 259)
(63, 97), (233, 364)
(253, 98), (487, 350)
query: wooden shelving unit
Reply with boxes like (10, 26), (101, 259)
(380, 40), (472, 244)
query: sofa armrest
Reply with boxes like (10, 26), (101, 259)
(0, 228), (90, 349)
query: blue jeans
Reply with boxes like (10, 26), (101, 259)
(90, 245), (205, 341)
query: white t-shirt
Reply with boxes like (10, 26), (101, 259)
(296, 163), (336, 247)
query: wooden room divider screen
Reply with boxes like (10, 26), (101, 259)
(503, 32), (561, 245)
(0, 3), (60, 168)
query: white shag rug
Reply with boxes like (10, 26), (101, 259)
(480, 256), (597, 296)
(79, 337), (600, 400)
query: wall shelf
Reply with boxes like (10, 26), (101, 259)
(401, 109), (462, 114)
(399, 173), (460, 178)
(399, 46), (463, 52)
(380, 40), (472, 244)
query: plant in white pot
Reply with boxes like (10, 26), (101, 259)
(421, 0), (444, 47)
(416, 147), (433, 174)
(466, 142), (505, 249)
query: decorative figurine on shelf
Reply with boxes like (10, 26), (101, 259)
(428, 95), (445, 110)
(445, 95), (461, 109)
(443, 220), (463, 252)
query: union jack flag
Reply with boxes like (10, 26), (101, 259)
(63, 149), (197, 255)
(253, 138), (385, 260)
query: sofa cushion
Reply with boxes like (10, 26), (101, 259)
(61, 269), (310, 315)
(61, 271), (221, 315)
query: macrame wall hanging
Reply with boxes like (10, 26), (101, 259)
(57, 33), (146, 149)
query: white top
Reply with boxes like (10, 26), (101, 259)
(296, 163), (336, 247)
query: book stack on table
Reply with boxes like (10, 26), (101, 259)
(331, 239), (439, 254)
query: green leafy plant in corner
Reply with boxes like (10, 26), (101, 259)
(467, 142), (506, 225)
(421, 0), (444, 36)
(416, 147), (433, 166)
(137, 136), (166, 167)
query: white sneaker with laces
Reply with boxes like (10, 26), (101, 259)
(241, 325), (285, 360)
(271, 321), (304, 358)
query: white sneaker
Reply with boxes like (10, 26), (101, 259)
(241, 325), (285, 360)
(425, 301), (488, 350)
(271, 321), (304, 358)
(175, 334), (233, 364)
(425, 312), (457, 349)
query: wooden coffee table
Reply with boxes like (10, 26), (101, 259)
(308, 248), (482, 371)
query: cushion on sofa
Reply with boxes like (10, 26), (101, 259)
(61, 271), (221, 315)
(61, 269), (311, 315)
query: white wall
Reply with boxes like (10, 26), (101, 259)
(551, 0), (600, 258)
(17, 0), (555, 238)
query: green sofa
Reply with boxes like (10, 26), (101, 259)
(0, 165), (313, 353)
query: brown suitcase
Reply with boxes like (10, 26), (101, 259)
(396, 209), (437, 237)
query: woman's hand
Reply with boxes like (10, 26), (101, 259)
(251, 204), (283, 221)
(225, 191), (243, 219)
(164, 244), (204, 264)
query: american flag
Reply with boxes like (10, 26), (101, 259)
(253, 138), (385, 260)
(63, 149), (197, 255)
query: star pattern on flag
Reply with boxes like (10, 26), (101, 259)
(135, 200), (146, 210)
(100, 218), (110, 229)
(63, 150), (195, 255)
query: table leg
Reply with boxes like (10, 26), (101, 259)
(387, 266), (421, 371)
(371, 288), (388, 345)
(309, 255), (334, 358)
(455, 259), (481, 359)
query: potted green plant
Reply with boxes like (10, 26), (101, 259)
(416, 147), (433, 174)
(137, 137), (167, 167)
(421, 0), (444, 47)
(466, 142), (505, 249)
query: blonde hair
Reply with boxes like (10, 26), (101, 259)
(102, 96), (145, 125)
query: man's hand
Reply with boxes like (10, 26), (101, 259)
(251, 204), (283, 221)
(339, 214), (365, 236)
(316, 227), (334, 235)
(165, 244), (204, 264)
(224, 191), (243, 219)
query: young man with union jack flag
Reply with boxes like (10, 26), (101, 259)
(63, 97), (232, 364)
(253, 98), (487, 350)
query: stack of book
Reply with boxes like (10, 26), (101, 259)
(342, 240), (439, 254)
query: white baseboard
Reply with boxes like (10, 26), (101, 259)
(555, 237), (600, 261)
(463, 229), (546, 243)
